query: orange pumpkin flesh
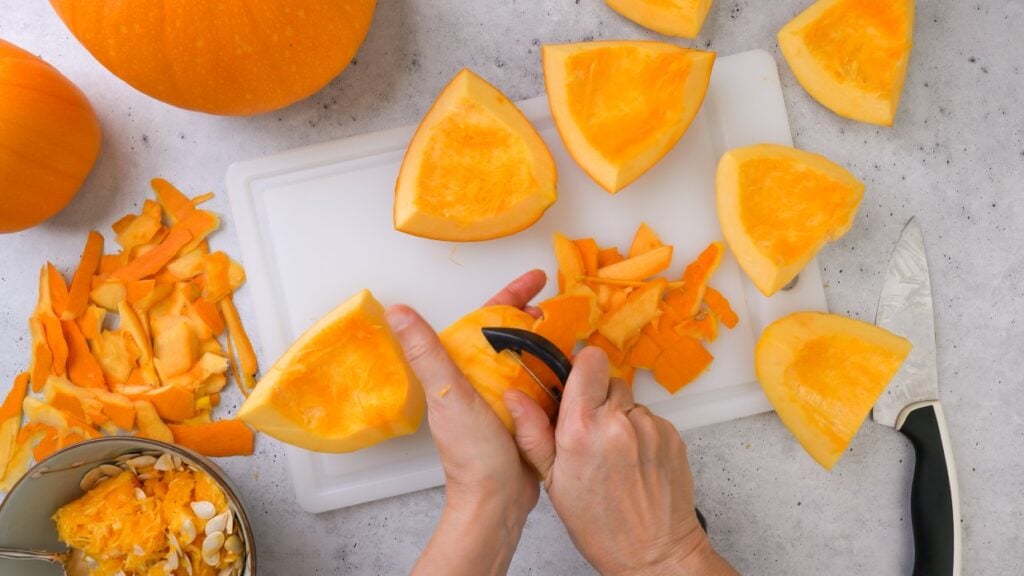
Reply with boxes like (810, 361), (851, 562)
(543, 41), (714, 193)
(441, 306), (559, 430)
(756, 312), (912, 469)
(717, 144), (864, 296)
(395, 68), (557, 242)
(49, 0), (377, 115)
(605, 0), (714, 38)
(0, 39), (100, 233)
(239, 290), (424, 453)
(778, 0), (914, 126)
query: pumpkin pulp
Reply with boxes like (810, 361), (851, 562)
(717, 143), (864, 296)
(605, 0), (714, 38)
(778, 0), (914, 126)
(239, 289), (424, 453)
(543, 41), (714, 193)
(755, 312), (911, 469)
(395, 68), (556, 241)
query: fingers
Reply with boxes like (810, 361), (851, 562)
(484, 269), (547, 309)
(505, 389), (556, 482)
(386, 305), (476, 409)
(605, 377), (634, 411)
(559, 347), (611, 421)
(625, 405), (661, 461)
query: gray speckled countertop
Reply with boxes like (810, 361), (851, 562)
(1, 1), (1022, 574)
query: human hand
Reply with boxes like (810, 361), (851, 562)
(388, 270), (547, 575)
(505, 347), (738, 576)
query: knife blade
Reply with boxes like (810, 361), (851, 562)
(873, 218), (961, 576)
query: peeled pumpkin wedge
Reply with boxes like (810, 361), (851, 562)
(717, 143), (864, 296)
(778, 0), (914, 126)
(543, 41), (714, 193)
(394, 68), (557, 241)
(440, 306), (559, 431)
(605, 0), (714, 39)
(238, 290), (425, 453)
(756, 312), (911, 469)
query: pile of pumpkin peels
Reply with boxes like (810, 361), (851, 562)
(537, 223), (739, 392)
(0, 179), (258, 492)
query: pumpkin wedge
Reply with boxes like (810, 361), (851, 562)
(395, 68), (557, 241)
(756, 312), (911, 469)
(543, 41), (714, 193)
(605, 0), (714, 38)
(717, 144), (864, 296)
(239, 290), (424, 453)
(440, 306), (559, 430)
(778, 0), (914, 126)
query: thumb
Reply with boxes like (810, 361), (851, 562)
(385, 304), (479, 414)
(504, 389), (555, 483)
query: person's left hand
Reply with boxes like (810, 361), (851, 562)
(388, 270), (547, 575)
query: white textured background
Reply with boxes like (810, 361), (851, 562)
(1, 1), (1022, 574)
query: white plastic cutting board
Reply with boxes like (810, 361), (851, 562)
(226, 49), (827, 513)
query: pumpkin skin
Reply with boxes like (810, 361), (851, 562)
(49, 0), (377, 115)
(238, 289), (425, 453)
(755, 312), (911, 469)
(716, 143), (864, 297)
(394, 69), (557, 242)
(543, 41), (715, 194)
(0, 39), (100, 234)
(778, 0), (914, 126)
(605, 0), (714, 39)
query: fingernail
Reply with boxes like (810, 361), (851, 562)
(385, 307), (412, 333)
(504, 391), (522, 417)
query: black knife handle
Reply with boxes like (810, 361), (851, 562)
(898, 401), (962, 576)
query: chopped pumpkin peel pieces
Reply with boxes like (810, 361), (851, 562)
(541, 223), (739, 393)
(0, 179), (259, 492)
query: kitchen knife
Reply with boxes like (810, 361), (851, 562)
(873, 218), (961, 576)
(481, 326), (708, 532)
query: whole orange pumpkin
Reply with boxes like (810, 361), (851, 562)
(49, 0), (377, 115)
(0, 39), (101, 234)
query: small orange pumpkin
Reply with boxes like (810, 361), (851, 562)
(0, 39), (100, 234)
(49, 0), (377, 115)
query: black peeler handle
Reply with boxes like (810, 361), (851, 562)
(481, 327), (573, 386)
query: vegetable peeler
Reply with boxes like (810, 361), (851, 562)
(481, 326), (708, 533)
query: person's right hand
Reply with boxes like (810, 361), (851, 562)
(504, 347), (738, 576)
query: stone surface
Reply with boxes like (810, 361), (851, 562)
(1, 1), (1022, 574)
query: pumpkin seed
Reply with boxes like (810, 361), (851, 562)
(191, 500), (216, 519)
(168, 532), (181, 551)
(98, 464), (123, 478)
(134, 487), (146, 501)
(128, 455), (157, 469)
(79, 467), (105, 491)
(203, 531), (225, 556)
(172, 454), (183, 469)
(181, 518), (197, 545)
(137, 473), (154, 480)
(154, 453), (175, 471)
(205, 511), (229, 535)
(164, 550), (179, 573)
(226, 511), (234, 534)
(203, 551), (221, 567)
(183, 557), (193, 576)
(115, 453), (137, 463)
(224, 534), (243, 555)
(133, 545), (146, 556)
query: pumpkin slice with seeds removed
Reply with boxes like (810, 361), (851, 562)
(394, 68), (557, 241)
(717, 144), (864, 297)
(239, 290), (424, 453)
(543, 41), (714, 193)
(756, 312), (911, 469)
(605, 0), (714, 39)
(778, 0), (914, 126)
